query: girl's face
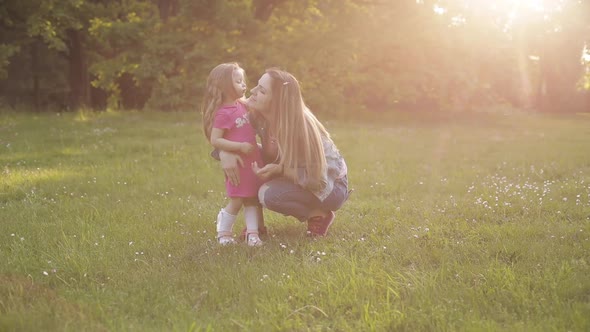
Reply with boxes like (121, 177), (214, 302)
(232, 69), (247, 99)
(247, 73), (273, 115)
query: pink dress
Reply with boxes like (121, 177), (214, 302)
(213, 103), (264, 198)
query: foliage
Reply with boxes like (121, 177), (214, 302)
(0, 0), (589, 112)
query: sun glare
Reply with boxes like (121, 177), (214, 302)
(429, 0), (571, 30)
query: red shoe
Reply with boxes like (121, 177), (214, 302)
(307, 211), (335, 237)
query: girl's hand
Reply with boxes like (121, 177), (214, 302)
(252, 162), (281, 181)
(240, 142), (255, 155)
(220, 150), (244, 186)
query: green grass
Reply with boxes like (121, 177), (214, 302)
(1, 109), (589, 331)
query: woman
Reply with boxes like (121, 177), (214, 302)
(220, 68), (349, 237)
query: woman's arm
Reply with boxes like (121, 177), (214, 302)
(210, 128), (254, 154)
(252, 162), (282, 182)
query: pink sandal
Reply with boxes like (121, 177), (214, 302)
(245, 231), (263, 247)
(241, 225), (267, 238)
(217, 231), (236, 245)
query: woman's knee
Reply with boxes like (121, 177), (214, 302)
(258, 184), (269, 208)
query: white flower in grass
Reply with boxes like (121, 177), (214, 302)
(42, 271), (48, 276)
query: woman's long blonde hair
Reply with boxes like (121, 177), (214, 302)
(265, 68), (331, 192)
(201, 62), (244, 139)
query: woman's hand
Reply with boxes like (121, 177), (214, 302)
(252, 162), (281, 181)
(220, 150), (244, 186)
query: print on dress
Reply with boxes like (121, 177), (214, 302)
(235, 113), (250, 128)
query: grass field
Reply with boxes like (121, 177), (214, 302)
(1, 109), (589, 331)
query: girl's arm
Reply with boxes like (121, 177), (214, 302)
(210, 128), (255, 154)
(220, 150), (243, 186)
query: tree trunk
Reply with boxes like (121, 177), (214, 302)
(158, 0), (178, 21)
(31, 39), (40, 111)
(253, 0), (287, 21)
(66, 29), (89, 109)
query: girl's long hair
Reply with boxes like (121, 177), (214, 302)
(201, 62), (243, 139)
(265, 68), (331, 192)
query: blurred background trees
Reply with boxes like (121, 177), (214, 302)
(1, 0), (588, 113)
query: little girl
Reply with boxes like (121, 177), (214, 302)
(201, 63), (264, 246)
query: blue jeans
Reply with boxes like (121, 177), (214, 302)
(259, 176), (349, 221)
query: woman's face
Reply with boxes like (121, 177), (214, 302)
(247, 73), (273, 115)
